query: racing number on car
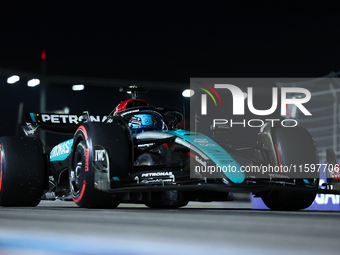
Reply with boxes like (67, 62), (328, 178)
(193, 138), (215, 147)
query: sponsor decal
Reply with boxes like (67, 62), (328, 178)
(95, 150), (106, 162)
(30, 113), (108, 124)
(93, 145), (109, 172)
(50, 139), (72, 161)
(120, 109), (140, 117)
(141, 178), (173, 184)
(85, 148), (89, 172)
(129, 116), (142, 125)
(42, 114), (79, 124)
(138, 143), (155, 148)
(193, 138), (215, 147)
(141, 172), (173, 178)
(195, 156), (207, 167)
(268, 173), (290, 179)
(139, 172), (175, 184)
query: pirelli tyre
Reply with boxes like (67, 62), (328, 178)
(0, 136), (47, 207)
(69, 121), (132, 208)
(260, 126), (319, 211)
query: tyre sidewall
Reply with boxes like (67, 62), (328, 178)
(70, 122), (131, 208)
(0, 136), (47, 207)
(262, 126), (319, 210)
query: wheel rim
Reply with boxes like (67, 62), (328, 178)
(70, 140), (86, 197)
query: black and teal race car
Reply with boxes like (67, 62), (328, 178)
(1, 87), (340, 210)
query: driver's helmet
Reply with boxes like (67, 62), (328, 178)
(128, 114), (158, 134)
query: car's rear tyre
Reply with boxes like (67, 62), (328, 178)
(69, 122), (131, 208)
(260, 126), (319, 211)
(0, 136), (47, 207)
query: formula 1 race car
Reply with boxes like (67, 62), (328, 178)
(1, 87), (340, 210)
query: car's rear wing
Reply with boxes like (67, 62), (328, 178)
(23, 112), (110, 135)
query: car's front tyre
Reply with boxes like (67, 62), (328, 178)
(69, 122), (131, 208)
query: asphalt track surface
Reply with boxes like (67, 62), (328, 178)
(0, 200), (339, 255)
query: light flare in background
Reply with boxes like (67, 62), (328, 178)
(27, 78), (40, 87)
(72, 84), (85, 91)
(7, 75), (20, 84)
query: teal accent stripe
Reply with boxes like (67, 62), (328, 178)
(162, 130), (245, 183)
(112, 177), (120, 181)
(303, 179), (314, 187)
(30, 113), (36, 123)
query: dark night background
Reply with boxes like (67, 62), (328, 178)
(1, 1), (339, 79)
(1, 1), (340, 148)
